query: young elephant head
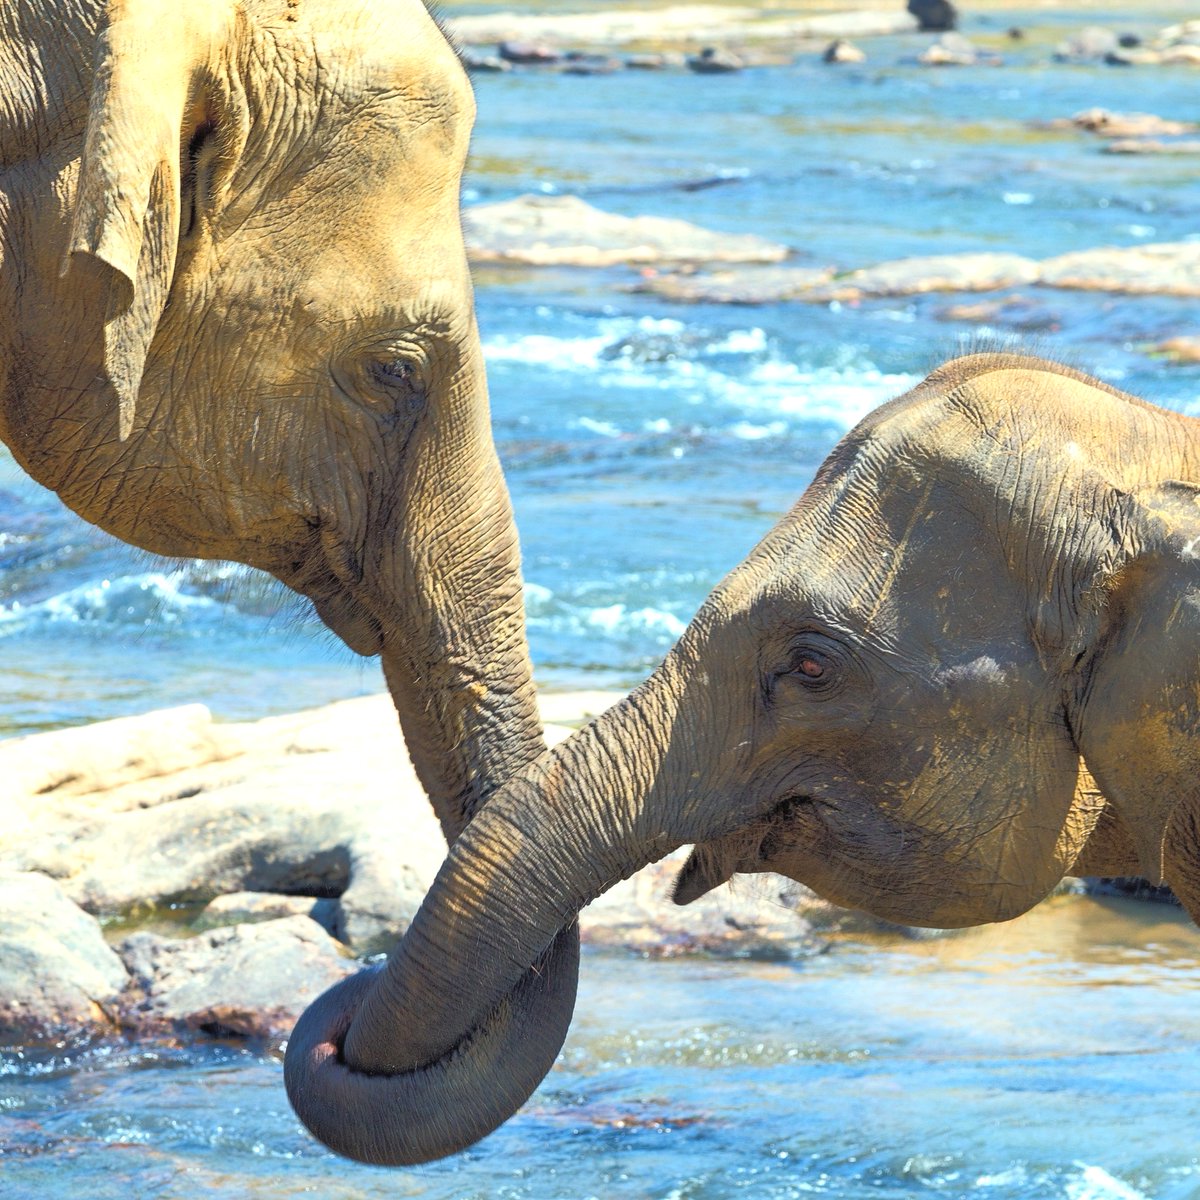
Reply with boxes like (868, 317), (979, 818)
(2, 0), (577, 1161)
(300, 353), (1200, 1161)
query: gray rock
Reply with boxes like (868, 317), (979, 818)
(195, 891), (338, 935)
(908, 0), (957, 32)
(687, 46), (743, 73)
(562, 52), (622, 75)
(625, 52), (684, 70)
(498, 40), (561, 65)
(465, 194), (789, 267)
(0, 870), (128, 1042)
(581, 851), (826, 959)
(463, 52), (512, 73)
(116, 916), (353, 1042)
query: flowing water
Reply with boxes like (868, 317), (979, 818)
(3, 2), (1200, 1194)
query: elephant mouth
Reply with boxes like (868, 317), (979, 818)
(279, 544), (384, 657)
(672, 794), (824, 905)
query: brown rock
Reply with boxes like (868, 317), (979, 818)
(0, 870), (129, 1042)
(116, 916), (353, 1042)
(1156, 336), (1200, 363)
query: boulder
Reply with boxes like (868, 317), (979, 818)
(908, 0), (957, 32)
(562, 52), (622, 75)
(1038, 242), (1200, 296)
(0, 870), (129, 1042)
(580, 850), (826, 959)
(464, 194), (789, 267)
(1037, 109), (1198, 138)
(823, 39), (866, 65)
(116, 916), (353, 1042)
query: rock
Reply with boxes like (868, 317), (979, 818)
(497, 40), (561, 65)
(1040, 108), (1198, 138)
(687, 46), (743, 74)
(823, 39), (866, 65)
(935, 293), (1061, 332)
(1155, 336), (1200, 363)
(908, 0), (957, 33)
(1118, 33), (1142, 49)
(464, 194), (789, 267)
(1156, 20), (1200, 48)
(116, 916), (353, 1042)
(625, 52), (684, 70)
(1160, 44), (1200, 65)
(1103, 138), (1200, 155)
(634, 264), (834, 304)
(463, 52), (512, 73)
(1104, 49), (1165, 67)
(562, 52), (622, 75)
(1007, 27), (1024, 41)
(580, 850), (826, 959)
(448, 8), (918, 52)
(0, 870), (129, 1042)
(1038, 242), (1200, 297)
(919, 32), (979, 66)
(195, 891), (339, 935)
(1054, 26), (1119, 62)
(0, 704), (238, 817)
(814, 252), (1041, 300)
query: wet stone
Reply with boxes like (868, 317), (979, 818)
(823, 39), (866, 65)
(908, 0), (957, 32)
(687, 46), (743, 74)
(498, 40), (561, 65)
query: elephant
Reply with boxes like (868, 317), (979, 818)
(3, 0), (577, 1153)
(287, 352), (1200, 1164)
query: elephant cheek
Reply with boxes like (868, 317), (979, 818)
(310, 589), (383, 656)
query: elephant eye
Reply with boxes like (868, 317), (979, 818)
(797, 657), (826, 680)
(363, 356), (427, 418)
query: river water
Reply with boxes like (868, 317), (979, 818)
(3, 2), (1200, 1195)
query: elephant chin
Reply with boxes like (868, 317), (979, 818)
(308, 588), (384, 656)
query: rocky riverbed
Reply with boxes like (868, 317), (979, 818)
(0, 693), (846, 1051)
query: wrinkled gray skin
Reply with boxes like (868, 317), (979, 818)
(1, 0), (577, 1163)
(296, 353), (1200, 1161)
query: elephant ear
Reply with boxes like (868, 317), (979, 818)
(1076, 480), (1200, 883)
(65, 0), (242, 439)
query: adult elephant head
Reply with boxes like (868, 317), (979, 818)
(300, 353), (1200, 1160)
(1, 0), (578, 1160)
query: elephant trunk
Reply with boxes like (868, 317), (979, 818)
(287, 660), (692, 1163)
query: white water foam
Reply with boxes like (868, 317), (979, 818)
(483, 316), (917, 435)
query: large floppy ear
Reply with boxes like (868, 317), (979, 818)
(1075, 480), (1200, 883)
(65, 0), (243, 439)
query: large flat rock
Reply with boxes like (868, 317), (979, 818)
(465, 194), (790, 267)
(1038, 242), (1200, 296)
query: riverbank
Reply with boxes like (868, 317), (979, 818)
(0, 692), (840, 1049)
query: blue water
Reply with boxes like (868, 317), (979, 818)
(2, 6), (1199, 732)
(4, 9), (1200, 1195)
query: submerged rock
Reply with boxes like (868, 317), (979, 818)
(1037, 108), (1198, 138)
(498, 40), (561, 65)
(464, 194), (789, 267)
(195, 891), (339, 934)
(1054, 26), (1120, 62)
(0, 870), (128, 1042)
(117, 916), (352, 1042)
(1155, 336), (1200, 363)
(634, 264), (834, 304)
(563, 52), (622, 75)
